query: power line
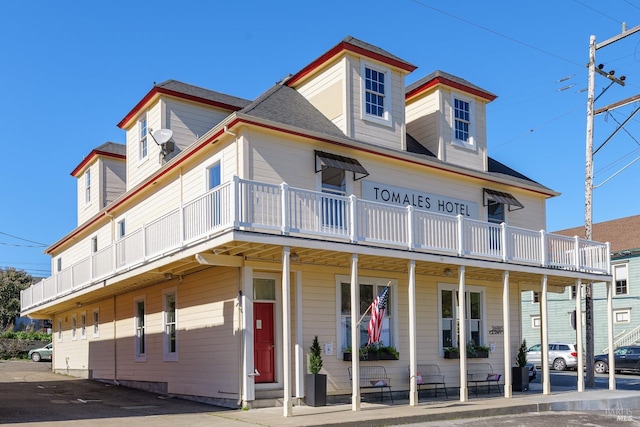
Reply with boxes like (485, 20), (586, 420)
(0, 231), (48, 247)
(410, 0), (584, 68)
(574, 0), (624, 24)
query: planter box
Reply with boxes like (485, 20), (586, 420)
(305, 373), (327, 407)
(343, 352), (399, 361)
(512, 366), (529, 392)
(443, 350), (489, 359)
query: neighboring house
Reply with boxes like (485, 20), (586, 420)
(522, 215), (640, 354)
(20, 36), (611, 413)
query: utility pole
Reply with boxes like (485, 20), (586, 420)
(584, 23), (640, 388)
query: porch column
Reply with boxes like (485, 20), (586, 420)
(458, 266), (468, 402)
(294, 270), (304, 399)
(575, 279), (584, 392)
(408, 260), (418, 406)
(607, 279), (616, 390)
(350, 254), (361, 411)
(242, 266), (255, 403)
(281, 247), (292, 417)
(502, 271), (512, 398)
(540, 275), (550, 395)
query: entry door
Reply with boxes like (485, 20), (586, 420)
(254, 302), (275, 383)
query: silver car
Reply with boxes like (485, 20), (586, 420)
(527, 343), (579, 371)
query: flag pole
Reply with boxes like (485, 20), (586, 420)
(356, 281), (391, 326)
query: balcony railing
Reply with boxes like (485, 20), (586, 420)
(21, 177), (611, 311)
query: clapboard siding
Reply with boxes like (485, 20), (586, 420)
(296, 59), (346, 132)
(102, 158), (126, 209)
(406, 90), (441, 156)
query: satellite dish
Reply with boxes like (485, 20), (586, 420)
(152, 129), (173, 145)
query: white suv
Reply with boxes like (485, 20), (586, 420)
(526, 343), (579, 371)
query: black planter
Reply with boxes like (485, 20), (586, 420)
(444, 351), (460, 359)
(470, 350), (489, 358)
(343, 352), (399, 361)
(512, 366), (529, 391)
(305, 373), (327, 407)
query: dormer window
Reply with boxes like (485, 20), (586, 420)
(361, 62), (392, 126)
(452, 95), (475, 150)
(85, 170), (91, 204)
(139, 115), (148, 161)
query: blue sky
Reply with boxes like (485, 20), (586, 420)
(2, 1), (640, 276)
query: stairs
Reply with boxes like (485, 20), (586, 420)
(603, 324), (640, 353)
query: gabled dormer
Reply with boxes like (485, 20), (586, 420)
(286, 36), (416, 151)
(70, 142), (126, 226)
(405, 71), (497, 172)
(116, 80), (251, 190)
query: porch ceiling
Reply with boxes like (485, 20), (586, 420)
(26, 239), (580, 317)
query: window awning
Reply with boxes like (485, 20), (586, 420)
(315, 150), (369, 181)
(483, 188), (524, 211)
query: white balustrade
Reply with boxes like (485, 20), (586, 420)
(20, 177), (612, 311)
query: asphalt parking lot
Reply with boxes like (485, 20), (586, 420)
(0, 360), (246, 426)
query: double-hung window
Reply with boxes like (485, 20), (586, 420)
(139, 116), (148, 161)
(85, 170), (91, 204)
(338, 277), (395, 354)
(80, 312), (87, 340)
(92, 308), (99, 338)
(71, 315), (77, 341)
(452, 95), (475, 150)
(614, 264), (628, 295)
(134, 298), (146, 361)
(438, 284), (485, 353)
(163, 288), (178, 361)
(361, 63), (391, 126)
(207, 161), (222, 227)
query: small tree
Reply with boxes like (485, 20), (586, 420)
(516, 339), (528, 367)
(308, 335), (323, 374)
(0, 268), (32, 331)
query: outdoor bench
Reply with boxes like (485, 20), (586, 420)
(409, 363), (448, 398)
(467, 362), (502, 396)
(348, 365), (393, 402)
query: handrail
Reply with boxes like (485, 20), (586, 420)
(20, 177), (612, 311)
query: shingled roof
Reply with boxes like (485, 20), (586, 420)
(553, 215), (640, 253)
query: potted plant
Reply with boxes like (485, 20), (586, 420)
(512, 339), (530, 391)
(305, 336), (327, 406)
(362, 342), (399, 360)
(466, 340), (490, 358)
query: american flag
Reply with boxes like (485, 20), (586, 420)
(367, 285), (390, 345)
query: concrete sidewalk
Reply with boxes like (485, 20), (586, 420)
(213, 388), (640, 427)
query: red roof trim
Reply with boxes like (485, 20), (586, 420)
(406, 76), (497, 102)
(117, 87), (245, 129)
(287, 41), (417, 87)
(70, 150), (126, 177)
(48, 117), (549, 253)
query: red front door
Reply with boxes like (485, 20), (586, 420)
(254, 302), (275, 383)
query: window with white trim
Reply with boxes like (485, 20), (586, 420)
(452, 95), (476, 150)
(163, 288), (178, 361)
(338, 277), (395, 353)
(532, 316), (541, 328)
(531, 291), (539, 303)
(614, 264), (628, 295)
(91, 236), (98, 254)
(85, 169), (91, 204)
(139, 115), (148, 160)
(569, 285), (577, 300)
(134, 298), (146, 361)
(117, 218), (126, 239)
(80, 311), (87, 340)
(56, 258), (62, 272)
(438, 284), (485, 352)
(92, 308), (99, 338)
(614, 309), (630, 323)
(361, 62), (392, 126)
(71, 315), (77, 341)
(207, 161), (221, 190)
(57, 319), (63, 342)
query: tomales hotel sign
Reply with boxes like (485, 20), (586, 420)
(362, 181), (479, 219)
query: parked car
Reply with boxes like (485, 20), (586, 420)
(526, 343), (579, 371)
(28, 343), (52, 362)
(594, 345), (640, 374)
(526, 362), (537, 380)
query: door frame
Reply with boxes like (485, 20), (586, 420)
(253, 272), (283, 390)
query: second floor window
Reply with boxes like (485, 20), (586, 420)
(614, 264), (628, 295)
(117, 219), (126, 239)
(365, 66), (385, 117)
(139, 116), (148, 160)
(207, 162), (221, 190)
(452, 96), (475, 150)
